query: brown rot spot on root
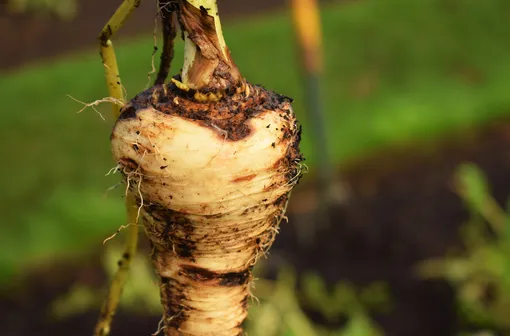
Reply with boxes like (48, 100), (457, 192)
(146, 204), (197, 261)
(160, 276), (188, 330)
(231, 173), (256, 183)
(174, 241), (195, 259)
(263, 182), (278, 192)
(118, 157), (139, 171)
(274, 194), (289, 209)
(275, 120), (304, 185)
(180, 265), (253, 287)
(117, 104), (138, 120)
(240, 295), (249, 310)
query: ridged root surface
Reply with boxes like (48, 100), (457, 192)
(110, 82), (303, 335)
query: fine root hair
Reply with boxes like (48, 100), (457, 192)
(146, 13), (159, 89)
(67, 94), (125, 121)
(151, 315), (166, 336)
(102, 222), (143, 245)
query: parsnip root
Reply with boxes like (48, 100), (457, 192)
(109, 1), (303, 335)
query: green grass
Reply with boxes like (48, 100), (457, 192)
(1, 0), (510, 284)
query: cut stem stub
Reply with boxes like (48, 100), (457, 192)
(176, 0), (243, 92)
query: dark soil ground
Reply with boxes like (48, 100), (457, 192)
(3, 118), (510, 336)
(3, 1), (510, 336)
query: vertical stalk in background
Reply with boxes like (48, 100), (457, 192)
(94, 1), (142, 335)
(291, 0), (346, 242)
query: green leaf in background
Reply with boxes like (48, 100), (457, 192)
(418, 164), (510, 332)
(339, 313), (384, 336)
(455, 163), (507, 233)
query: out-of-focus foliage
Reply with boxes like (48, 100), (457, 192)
(417, 164), (510, 333)
(245, 269), (388, 336)
(458, 331), (497, 336)
(300, 272), (391, 323)
(7, 0), (77, 19)
(50, 244), (161, 320)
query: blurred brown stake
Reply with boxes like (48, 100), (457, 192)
(291, 0), (324, 74)
(290, 0), (347, 243)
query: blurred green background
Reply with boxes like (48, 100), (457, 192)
(2, 0), (510, 335)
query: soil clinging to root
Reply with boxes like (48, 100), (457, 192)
(118, 78), (300, 141)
